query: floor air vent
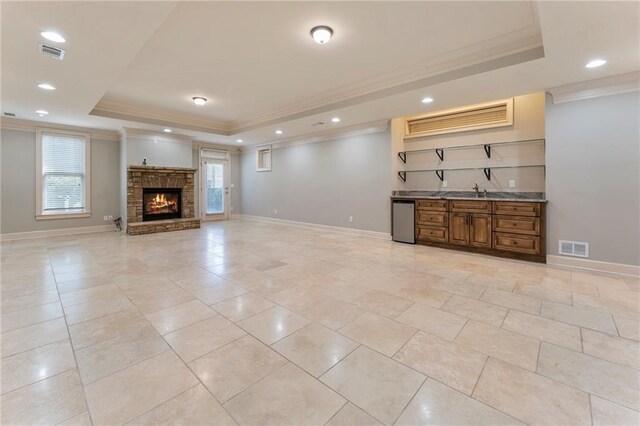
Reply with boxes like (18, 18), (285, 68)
(39, 43), (66, 60)
(559, 240), (589, 258)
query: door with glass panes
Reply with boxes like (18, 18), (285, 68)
(200, 152), (230, 220)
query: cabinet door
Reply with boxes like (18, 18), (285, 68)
(449, 213), (469, 246)
(470, 214), (492, 247)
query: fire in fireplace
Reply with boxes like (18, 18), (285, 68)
(143, 188), (182, 221)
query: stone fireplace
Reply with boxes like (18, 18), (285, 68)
(126, 166), (200, 235)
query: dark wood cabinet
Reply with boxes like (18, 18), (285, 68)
(405, 197), (546, 263)
(449, 213), (470, 246)
(470, 214), (492, 247)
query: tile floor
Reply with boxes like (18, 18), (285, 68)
(1, 219), (639, 425)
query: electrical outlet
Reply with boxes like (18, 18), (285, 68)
(103, 216), (109, 221)
(349, 216), (353, 223)
(108, 215), (113, 221)
(230, 206), (234, 211)
(509, 180), (516, 188)
(442, 180), (448, 188)
(274, 209), (278, 214)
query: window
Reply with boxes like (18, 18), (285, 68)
(256, 145), (272, 172)
(36, 129), (91, 219)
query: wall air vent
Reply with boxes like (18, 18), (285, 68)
(405, 98), (514, 138)
(39, 43), (66, 60)
(559, 240), (589, 258)
(3, 112), (16, 117)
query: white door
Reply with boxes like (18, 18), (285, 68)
(200, 158), (230, 220)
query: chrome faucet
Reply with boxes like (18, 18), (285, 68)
(473, 183), (479, 197)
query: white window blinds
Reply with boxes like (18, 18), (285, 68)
(41, 132), (87, 211)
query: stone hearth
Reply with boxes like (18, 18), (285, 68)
(127, 166), (200, 235)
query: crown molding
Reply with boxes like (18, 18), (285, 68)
(0, 117), (120, 141)
(548, 71), (640, 104)
(229, 32), (544, 133)
(122, 126), (193, 144)
(90, 99), (231, 135)
(242, 119), (389, 153)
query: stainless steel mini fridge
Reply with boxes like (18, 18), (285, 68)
(392, 201), (415, 244)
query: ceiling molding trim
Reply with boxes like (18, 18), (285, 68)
(230, 43), (545, 134)
(548, 71), (640, 104)
(242, 120), (389, 153)
(0, 117), (120, 141)
(90, 99), (231, 135)
(123, 127), (193, 145)
(194, 141), (242, 153)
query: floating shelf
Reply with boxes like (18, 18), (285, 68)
(397, 138), (545, 164)
(397, 164), (546, 182)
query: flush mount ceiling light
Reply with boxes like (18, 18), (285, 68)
(37, 83), (56, 90)
(163, 128), (172, 133)
(192, 96), (207, 106)
(236, 139), (243, 143)
(331, 117), (341, 123)
(585, 59), (607, 68)
(275, 130), (283, 135)
(310, 26), (333, 44)
(421, 97), (434, 104)
(40, 31), (66, 43)
(35, 109), (49, 117)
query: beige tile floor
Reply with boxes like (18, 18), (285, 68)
(1, 219), (639, 425)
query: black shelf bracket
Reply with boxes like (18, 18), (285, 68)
(398, 171), (406, 182)
(483, 168), (491, 181)
(435, 170), (444, 181)
(397, 152), (406, 164)
(435, 149), (444, 161)
(483, 144), (491, 158)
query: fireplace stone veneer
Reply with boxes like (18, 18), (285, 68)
(126, 166), (200, 235)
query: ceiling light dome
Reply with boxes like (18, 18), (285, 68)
(163, 128), (172, 133)
(275, 130), (283, 135)
(310, 26), (333, 44)
(40, 31), (66, 43)
(421, 97), (434, 104)
(585, 59), (607, 69)
(192, 96), (207, 106)
(331, 117), (341, 123)
(37, 83), (56, 90)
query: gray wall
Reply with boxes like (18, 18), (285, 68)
(1, 129), (120, 233)
(241, 131), (392, 233)
(546, 91), (640, 266)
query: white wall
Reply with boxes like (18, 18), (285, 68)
(1, 128), (120, 234)
(240, 131), (392, 233)
(391, 92), (546, 192)
(546, 91), (640, 266)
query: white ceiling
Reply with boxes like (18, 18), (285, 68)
(2, 1), (638, 146)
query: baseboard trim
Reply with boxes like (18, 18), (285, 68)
(547, 255), (640, 278)
(237, 214), (391, 240)
(1, 224), (115, 241)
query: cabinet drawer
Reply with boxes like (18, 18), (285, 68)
(450, 200), (491, 213)
(493, 215), (541, 235)
(493, 232), (541, 255)
(417, 200), (447, 211)
(417, 211), (448, 227)
(493, 202), (540, 217)
(417, 226), (448, 243)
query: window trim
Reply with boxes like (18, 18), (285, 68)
(256, 145), (272, 172)
(35, 128), (91, 220)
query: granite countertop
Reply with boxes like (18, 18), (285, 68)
(391, 191), (546, 203)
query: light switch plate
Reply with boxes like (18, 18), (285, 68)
(509, 180), (516, 188)
(442, 180), (448, 188)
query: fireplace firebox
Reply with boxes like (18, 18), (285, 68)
(143, 188), (182, 221)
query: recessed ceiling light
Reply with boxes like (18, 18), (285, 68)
(163, 128), (172, 133)
(331, 117), (341, 123)
(35, 110), (49, 116)
(310, 26), (333, 44)
(275, 130), (283, 135)
(236, 139), (243, 143)
(421, 97), (434, 104)
(585, 59), (607, 69)
(37, 83), (56, 90)
(192, 96), (207, 106)
(40, 31), (66, 43)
